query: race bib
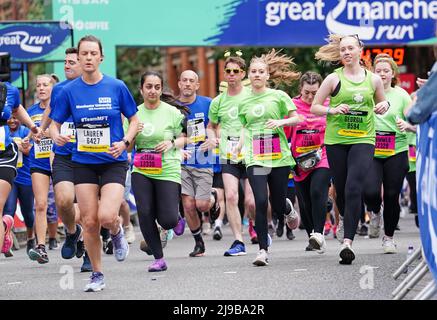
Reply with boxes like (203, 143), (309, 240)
(295, 129), (321, 154)
(375, 131), (396, 157)
(187, 118), (206, 143)
(60, 122), (77, 143)
(13, 137), (23, 168)
(253, 133), (282, 161)
(0, 126), (5, 151)
(34, 138), (53, 159)
(338, 111), (368, 137)
(133, 149), (162, 175)
(409, 145), (416, 162)
(77, 123), (110, 153)
(226, 136), (243, 161)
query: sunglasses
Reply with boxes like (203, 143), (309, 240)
(225, 68), (243, 74)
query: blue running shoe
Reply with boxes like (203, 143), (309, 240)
(62, 224), (82, 260)
(224, 241), (246, 256)
(111, 225), (129, 262)
(81, 252), (93, 273)
(84, 272), (105, 292)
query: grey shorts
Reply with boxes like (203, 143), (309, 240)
(181, 166), (213, 200)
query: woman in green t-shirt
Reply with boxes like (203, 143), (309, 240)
(236, 49), (304, 267)
(363, 54), (416, 253)
(128, 71), (187, 273)
(311, 34), (389, 265)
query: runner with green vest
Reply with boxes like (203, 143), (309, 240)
(126, 71), (187, 273)
(208, 55), (256, 257)
(363, 54), (415, 254)
(406, 131), (418, 226)
(236, 49), (303, 267)
(311, 34), (389, 265)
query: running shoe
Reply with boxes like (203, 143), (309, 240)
(339, 242), (355, 265)
(26, 238), (36, 257)
(140, 239), (153, 255)
(62, 224), (82, 259)
(159, 226), (168, 249)
(286, 226), (295, 240)
(248, 220), (258, 244)
(253, 249), (269, 267)
(382, 236), (397, 254)
(309, 232), (326, 254)
(324, 220), (332, 236)
(111, 225), (129, 262)
(81, 252), (93, 273)
(173, 216), (186, 236)
(84, 272), (105, 292)
(213, 225), (223, 241)
(267, 234), (272, 247)
(49, 238), (59, 250)
(148, 258), (168, 272)
(336, 215), (344, 243)
(369, 211), (381, 239)
(1, 215), (14, 254)
(224, 240), (246, 256)
(103, 238), (113, 255)
(123, 222), (136, 244)
(357, 223), (369, 236)
(284, 198), (300, 230)
(268, 222), (275, 238)
(76, 239), (85, 259)
(276, 221), (284, 238)
(209, 189), (221, 224)
(189, 241), (205, 257)
(305, 241), (316, 251)
(29, 245), (49, 264)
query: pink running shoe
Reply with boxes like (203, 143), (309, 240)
(324, 220), (332, 236)
(248, 220), (258, 244)
(2, 215), (14, 254)
(173, 216), (186, 236)
(148, 258), (167, 272)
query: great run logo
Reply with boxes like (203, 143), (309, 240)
(0, 31), (52, 54)
(264, 0), (437, 41)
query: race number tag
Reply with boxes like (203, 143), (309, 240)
(61, 122), (77, 143)
(77, 124), (110, 153)
(253, 133), (282, 161)
(409, 145), (416, 162)
(295, 129), (321, 154)
(35, 138), (53, 159)
(226, 136), (243, 161)
(375, 131), (396, 157)
(338, 111), (368, 137)
(0, 126), (5, 151)
(133, 149), (162, 175)
(13, 137), (23, 168)
(187, 118), (206, 143)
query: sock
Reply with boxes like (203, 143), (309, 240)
(215, 219), (223, 228)
(191, 227), (203, 243)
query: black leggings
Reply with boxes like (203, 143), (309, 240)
(363, 151), (409, 237)
(406, 171), (417, 214)
(247, 166), (290, 251)
(326, 144), (375, 241)
(132, 173), (180, 260)
(295, 168), (331, 237)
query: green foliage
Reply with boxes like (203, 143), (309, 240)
(116, 47), (162, 104)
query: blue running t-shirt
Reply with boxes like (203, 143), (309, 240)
(50, 75), (137, 165)
(28, 103), (53, 172)
(1, 82), (21, 150)
(10, 126), (32, 186)
(50, 80), (76, 156)
(180, 95), (214, 169)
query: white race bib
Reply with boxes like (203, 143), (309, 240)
(77, 124), (110, 153)
(13, 137), (23, 167)
(60, 122), (77, 143)
(187, 118), (206, 143)
(35, 138), (53, 159)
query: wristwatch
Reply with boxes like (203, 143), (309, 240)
(122, 138), (130, 148)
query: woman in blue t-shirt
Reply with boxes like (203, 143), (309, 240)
(50, 35), (139, 293)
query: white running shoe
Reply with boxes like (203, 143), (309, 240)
(253, 249), (269, 267)
(382, 236), (397, 254)
(284, 198), (300, 230)
(309, 232), (326, 254)
(123, 222), (136, 244)
(369, 211), (381, 239)
(336, 215), (344, 243)
(339, 242), (355, 265)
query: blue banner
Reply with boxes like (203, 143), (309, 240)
(416, 111), (437, 284)
(208, 0), (437, 45)
(0, 22), (72, 62)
